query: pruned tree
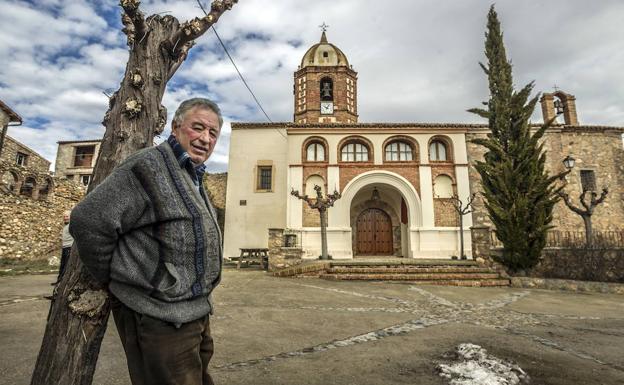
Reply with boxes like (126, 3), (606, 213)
(469, 6), (565, 272)
(447, 193), (476, 260)
(31, 1), (239, 384)
(291, 185), (341, 260)
(558, 187), (608, 247)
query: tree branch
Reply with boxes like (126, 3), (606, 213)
(169, 0), (238, 58)
(120, 0), (148, 46)
(558, 191), (586, 216)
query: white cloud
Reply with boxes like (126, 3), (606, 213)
(0, 0), (622, 174)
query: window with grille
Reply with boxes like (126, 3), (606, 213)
(306, 143), (325, 161)
(580, 170), (596, 192)
(74, 145), (95, 167)
(257, 166), (272, 191)
(16, 152), (28, 166)
(385, 141), (413, 161)
(341, 142), (369, 162)
(429, 141), (447, 161)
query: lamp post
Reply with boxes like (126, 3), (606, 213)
(291, 185), (341, 260)
(557, 155), (608, 247)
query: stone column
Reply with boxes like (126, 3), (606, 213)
(470, 225), (491, 262)
(268, 228), (284, 271)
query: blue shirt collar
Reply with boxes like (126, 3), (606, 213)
(166, 135), (207, 185)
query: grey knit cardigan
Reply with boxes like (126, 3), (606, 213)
(70, 142), (222, 324)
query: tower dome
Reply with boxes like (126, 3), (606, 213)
(300, 31), (350, 68)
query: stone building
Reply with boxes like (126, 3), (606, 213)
(54, 139), (102, 186)
(223, 32), (624, 261)
(0, 101), (55, 201)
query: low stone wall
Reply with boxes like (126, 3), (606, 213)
(511, 277), (624, 295)
(530, 248), (624, 283)
(0, 178), (84, 260)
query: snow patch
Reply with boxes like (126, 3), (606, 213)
(436, 343), (530, 385)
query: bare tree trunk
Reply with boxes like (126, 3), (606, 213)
(583, 215), (593, 248)
(320, 209), (329, 260)
(31, 2), (237, 384)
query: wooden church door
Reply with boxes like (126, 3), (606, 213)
(356, 208), (393, 255)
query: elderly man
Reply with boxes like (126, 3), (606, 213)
(70, 98), (223, 385)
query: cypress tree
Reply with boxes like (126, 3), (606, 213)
(469, 5), (564, 271)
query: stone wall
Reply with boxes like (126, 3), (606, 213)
(203, 172), (227, 235)
(0, 178), (85, 260)
(0, 136), (50, 173)
(54, 140), (101, 182)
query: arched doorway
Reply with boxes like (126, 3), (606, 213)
(356, 208), (393, 255)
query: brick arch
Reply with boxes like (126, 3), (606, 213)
(337, 135), (374, 163)
(302, 136), (329, 163)
(382, 135), (419, 163)
(427, 135), (454, 163)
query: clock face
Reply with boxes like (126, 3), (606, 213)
(320, 102), (334, 115)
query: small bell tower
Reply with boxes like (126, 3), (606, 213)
(294, 26), (358, 124)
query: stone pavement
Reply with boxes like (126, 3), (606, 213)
(0, 269), (623, 385)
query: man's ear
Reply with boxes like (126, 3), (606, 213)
(171, 121), (178, 137)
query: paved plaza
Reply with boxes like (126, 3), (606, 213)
(0, 269), (623, 384)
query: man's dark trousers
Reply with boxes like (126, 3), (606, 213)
(111, 297), (215, 385)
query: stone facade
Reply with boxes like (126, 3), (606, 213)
(0, 136), (54, 201)
(54, 139), (101, 186)
(466, 125), (624, 236)
(0, 178), (85, 260)
(0, 136), (50, 173)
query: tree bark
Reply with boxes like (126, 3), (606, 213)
(583, 215), (593, 248)
(31, 2), (237, 384)
(320, 209), (329, 260)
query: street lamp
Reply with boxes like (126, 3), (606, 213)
(562, 155), (575, 170)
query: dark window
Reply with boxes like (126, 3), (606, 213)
(320, 77), (333, 101)
(429, 141), (447, 161)
(580, 170), (596, 192)
(80, 174), (91, 186)
(306, 143), (325, 161)
(257, 166), (272, 191)
(16, 152), (28, 166)
(74, 145), (95, 167)
(341, 142), (369, 162)
(65, 174), (74, 180)
(385, 141), (413, 161)
(323, 51), (328, 58)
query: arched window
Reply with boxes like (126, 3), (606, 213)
(320, 77), (333, 101)
(429, 140), (447, 161)
(305, 175), (325, 196)
(433, 175), (454, 198)
(306, 142), (325, 161)
(341, 142), (369, 162)
(385, 141), (413, 161)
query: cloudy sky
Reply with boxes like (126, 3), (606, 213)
(1, 0), (623, 172)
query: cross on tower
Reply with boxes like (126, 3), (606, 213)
(553, 84), (560, 92)
(319, 22), (329, 33)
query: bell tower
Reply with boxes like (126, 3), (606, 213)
(294, 28), (358, 124)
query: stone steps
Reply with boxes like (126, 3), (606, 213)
(321, 275), (510, 287)
(327, 267), (496, 274)
(272, 259), (510, 287)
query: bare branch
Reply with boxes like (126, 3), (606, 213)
(169, 0), (238, 58)
(593, 187), (609, 206)
(558, 191), (585, 216)
(120, 0), (148, 46)
(167, 41), (195, 81)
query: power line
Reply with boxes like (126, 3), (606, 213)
(195, 2), (287, 140)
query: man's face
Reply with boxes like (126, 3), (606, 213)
(172, 106), (221, 164)
(63, 213), (70, 224)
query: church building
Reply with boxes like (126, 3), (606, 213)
(223, 31), (624, 261)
